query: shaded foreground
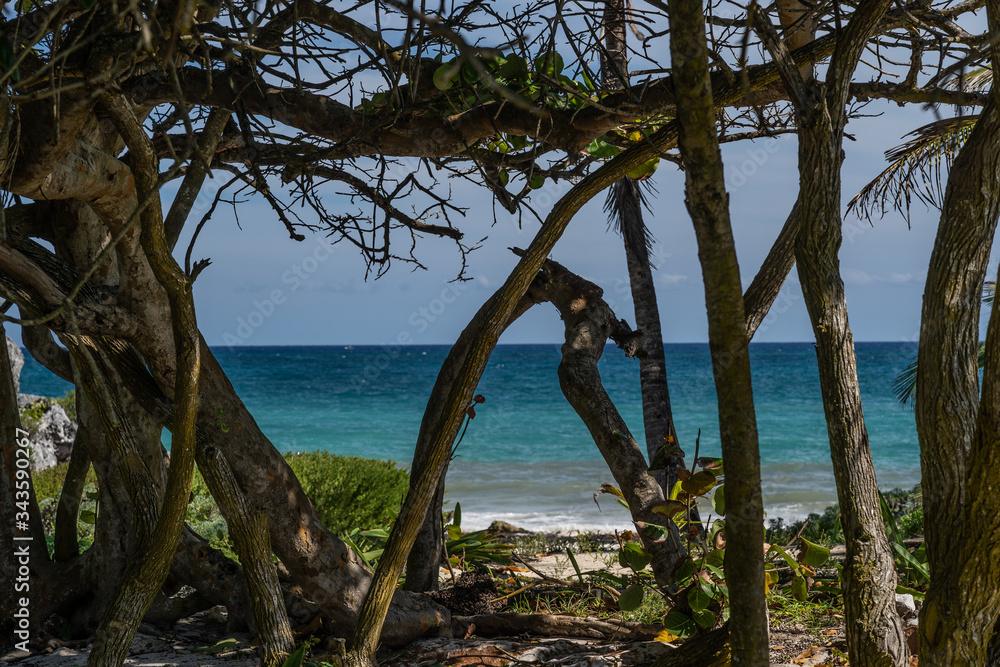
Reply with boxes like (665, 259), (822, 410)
(2, 533), (919, 667)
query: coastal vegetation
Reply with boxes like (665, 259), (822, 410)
(1, 0), (999, 665)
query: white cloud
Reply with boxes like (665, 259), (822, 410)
(660, 273), (688, 286)
(842, 268), (876, 285)
(889, 273), (914, 284)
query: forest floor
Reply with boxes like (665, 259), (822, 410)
(0, 533), (859, 667)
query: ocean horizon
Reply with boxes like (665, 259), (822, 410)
(18, 341), (923, 532)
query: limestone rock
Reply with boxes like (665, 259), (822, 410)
(5, 335), (23, 394)
(17, 397), (77, 471)
(487, 520), (529, 533)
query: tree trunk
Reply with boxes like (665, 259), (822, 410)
(404, 466), (448, 593)
(538, 258), (684, 586)
(608, 179), (685, 494)
(665, 0), (768, 662)
(196, 441), (293, 666)
(750, 3), (907, 662)
(916, 94), (1000, 665)
(795, 115), (907, 666)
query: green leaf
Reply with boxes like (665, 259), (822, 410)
(651, 500), (687, 520)
(434, 62), (459, 90)
(453, 502), (462, 529)
(688, 586), (711, 612)
(767, 544), (799, 571)
(707, 548), (725, 569)
(498, 55), (529, 81)
(892, 542), (930, 582)
(696, 457), (724, 473)
(528, 172), (545, 189)
(79, 509), (97, 525)
(281, 645), (307, 667)
(664, 610), (697, 638)
(638, 521), (670, 543)
(586, 138), (620, 158)
(627, 156), (660, 181)
(791, 574), (808, 601)
(193, 638), (239, 655)
(680, 470), (717, 497)
(86, 490), (101, 501)
(620, 541), (651, 571)
(497, 169), (509, 187)
(674, 557), (697, 582)
(711, 484), (725, 516)
(461, 61), (480, 84)
(618, 583), (644, 611)
(508, 134), (530, 150)
(692, 608), (716, 629)
(797, 537), (831, 568)
(567, 548), (584, 582)
(534, 51), (564, 77)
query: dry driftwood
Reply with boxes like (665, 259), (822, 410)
(454, 612), (661, 641)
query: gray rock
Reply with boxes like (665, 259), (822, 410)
(895, 592), (917, 619)
(5, 335), (23, 394)
(17, 397), (77, 471)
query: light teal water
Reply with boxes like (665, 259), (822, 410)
(19, 342), (922, 531)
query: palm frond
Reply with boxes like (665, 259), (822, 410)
(604, 177), (656, 258)
(893, 342), (987, 407)
(847, 115), (980, 224)
(944, 66), (994, 93)
(892, 358), (919, 407)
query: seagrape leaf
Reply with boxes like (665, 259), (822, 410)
(680, 470), (717, 497)
(664, 610), (697, 638)
(534, 51), (564, 77)
(618, 583), (644, 611)
(792, 574), (808, 601)
(688, 586), (711, 612)
(620, 541), (651, 571)
(433, 62), (459, 90)
(797, 537), (831, 568)
(711, 484), (725, 516)
(651, 499), (687, 519)
(692, 608), (716, 629)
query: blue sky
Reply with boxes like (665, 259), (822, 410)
(165, 98), (998, 348)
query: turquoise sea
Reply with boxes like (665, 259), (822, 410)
(19, 342), (923, 531)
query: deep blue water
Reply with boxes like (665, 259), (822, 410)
(19, 342), (921, 530)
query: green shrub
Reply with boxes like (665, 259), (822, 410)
(19, 400), (48, 431)
(187, 452), (408, 542)
(285, 452), (408, 535)
(54, 390), (77, 421)
(33, 463), (71, 501)
(767, 484), (925, 546)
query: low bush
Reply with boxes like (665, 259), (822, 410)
(189, 451), (408, 541)
(766, 484), (924, 546)
(285, 452), (408, 535)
